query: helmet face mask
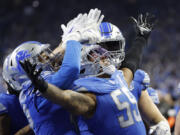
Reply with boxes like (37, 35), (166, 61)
(38, 49), (63, 72)
(98, 22), (126, 66)
(98, 40), (125, 66)
(80, 45), (121, 77)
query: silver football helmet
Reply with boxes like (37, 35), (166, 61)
(2, 41), (55, 92)
(98, 22), (125, 63)
(80, 22), (125, 77)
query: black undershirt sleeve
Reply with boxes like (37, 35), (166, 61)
(121, 36), (147, 74)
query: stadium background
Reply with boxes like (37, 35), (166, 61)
(0, 0), (180, 132)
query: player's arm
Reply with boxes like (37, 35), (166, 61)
(20, 59), (96, 118)
(174, 111), (180, 135)
(51, 42), (64, 55)
(49, 42), (65, 68)
(43, 83), (96, 118)
(121, 13), (155, 86)
(48, 9), (104, 89)
(139, 90), (166, 124)
(0, 113), (11, 135)
(14, 125), (34, 135)
(121, 68), (133, 87)
(48, 40), (82, 89)
(20, 46), (96, 117)
(138, 90), (170, 135)
(134, 69), (170, 134)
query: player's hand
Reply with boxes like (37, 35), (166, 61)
(86, 8), (104, 28)
(19, 59), (48, 93)
(81, 8), (104, 44)
(61, 13), (86, 42)
(134, 69), (150, 90)
(130, 13), (156, 39)
(61, 14), (83, 37)
(60, 8), (104, 46)
(149, 121), (171, 135)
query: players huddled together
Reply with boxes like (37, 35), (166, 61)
(0, 9), (171, 135)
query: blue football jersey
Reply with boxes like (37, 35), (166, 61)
(19, 40), (82, 135)
(0, 93), (28, 135)
(74, 70), (146, 135)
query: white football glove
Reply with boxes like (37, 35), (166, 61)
(60, 8), (104, 48)
(149, 121), (171, 135)
(81, 8), (104, 44)
(61, 13), (85, 39)
(61, 13), (88, 47)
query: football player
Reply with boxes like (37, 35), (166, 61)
(97, 20), (167, 134)
(70, 15), (170, 135)
(4, 9), (104, 135)
(21, 13), (156, 135)
(0, 54), (33, 135)
(96, 20), (169, 135)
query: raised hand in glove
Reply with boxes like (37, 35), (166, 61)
(19, 60), (48, 93)
(61, 13), (87, 43)
(130, 13), (156, 39)
(60, 8), (104, 47)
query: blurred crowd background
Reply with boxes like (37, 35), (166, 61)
(0, 0), (180, 131)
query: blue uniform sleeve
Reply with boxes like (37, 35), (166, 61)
(48, 40), (81, 89)
(134, 69), (150, 90)
(130, 81), (145, 101)
(147, 87), (160, 104)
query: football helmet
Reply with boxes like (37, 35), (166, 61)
(2, 41), (55, 92)
(98, 22), (125, 63)
(80, 22), (125, 77)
